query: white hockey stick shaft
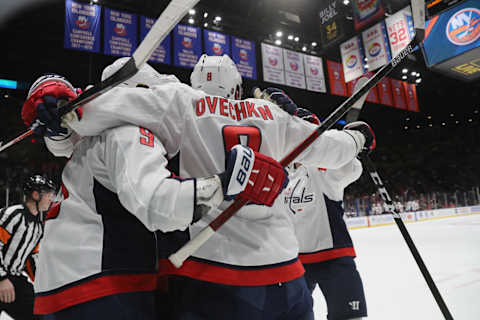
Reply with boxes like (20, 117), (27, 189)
(1, 0), (199, 153)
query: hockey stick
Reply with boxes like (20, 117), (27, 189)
(169, 0), (426, 268)
(344, 81), (454, 320)
(0, 0), (199, 154)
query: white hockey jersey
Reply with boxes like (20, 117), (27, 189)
(34, 125), (196, 314)
(285, 160), (362, 264)
(67, 83), (360, 286)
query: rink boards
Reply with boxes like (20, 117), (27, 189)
(345, 205), (480, 229)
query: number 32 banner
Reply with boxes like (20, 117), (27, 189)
(385, 6), (415, 58)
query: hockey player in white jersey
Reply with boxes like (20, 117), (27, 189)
(21, 68), (286, 320)
(23, 56), (371, 320)
(262, 88), (371, 319)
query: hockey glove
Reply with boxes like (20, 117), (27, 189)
(344, 121), (376, 157)
(295, 108), (320, 125)
(252, 87), (297, 115)
(21, 74), (82, 137)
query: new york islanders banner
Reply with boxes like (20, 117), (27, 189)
(404, 82), (419, 112)
(390, 79), (407, 109)
(378, 77), (393, 107)
(304, 55), (327, 93)
(261, 43), (285, 85)
(340, 35), (366, 83)
(231, 37), (257, 80)
(362, 21), (391, 71)
(386, 6), (415, 58)
(327, 60), (347, 96)
(283, 49), (306, 89)
(352, 0), (385, 31)
(104, 8), (137, 56)
(64, 0), (100, 52)
(173, 24), (202, 68)
(204, 30), (231, 56)
(422, 0), (480, 67)
(140, 16), (171, 65)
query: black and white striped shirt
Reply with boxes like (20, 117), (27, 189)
(0, 204), (43, 280)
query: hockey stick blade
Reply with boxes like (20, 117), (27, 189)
(169, 0), (426, 268)
(0, 0), (199, 154)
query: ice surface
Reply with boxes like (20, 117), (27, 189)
(313, 214), (480, 319)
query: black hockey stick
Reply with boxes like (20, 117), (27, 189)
(344, 74), (454, 320)
(169, 0), (427, 268)
(0, 0), (199, 153)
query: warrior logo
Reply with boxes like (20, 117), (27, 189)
(114, 23), (126, 36)
(446, 8), (480, 46)
(75, 16), (89, 29)
(346, 55), (357, 68)
(213, 43), (223, 55)
(182, 37), (193, 48)
(368, 42), (381, 57)
(239, 49), (248, 60)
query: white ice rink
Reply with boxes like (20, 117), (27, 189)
(313, 214), (480, 320)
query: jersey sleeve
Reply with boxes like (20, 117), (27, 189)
(284, 117), (359, 170)
(320, 158), (363, 201)
(103, 125), (195, 232)
(68, 83), (200, 159)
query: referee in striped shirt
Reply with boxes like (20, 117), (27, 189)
(0, 175), (55, 320)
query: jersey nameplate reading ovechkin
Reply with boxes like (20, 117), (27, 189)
(196, 96), (274, 121)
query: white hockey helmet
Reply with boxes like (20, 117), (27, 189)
(190, 54), (242, 99)
(101, 57), (180, 88)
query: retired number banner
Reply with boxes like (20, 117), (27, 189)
(261, 43), (285, 85)
(327, 60), (347, 96)
(385, 6), (415, 58)
(64, 0), (100, 52)
(390, 79), (407, 109)
(378, 77), (393, 107)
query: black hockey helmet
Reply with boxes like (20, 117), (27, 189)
(23, 175), (56, 196)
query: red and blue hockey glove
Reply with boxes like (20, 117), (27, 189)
(21, 74), (82, 137)
(295, 107), (320, 125)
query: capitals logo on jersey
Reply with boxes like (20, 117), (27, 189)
(446, 8), (480, 46)
(114, 23), (126, 36)
(75, 16), (89, 29)
(284, 174), (315, 215)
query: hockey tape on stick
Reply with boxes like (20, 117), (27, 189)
(169, 0), (426, 268)
(1, 0), (199, 153)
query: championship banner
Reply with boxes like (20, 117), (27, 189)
(362, 21), (391, 71)
(104, 8), (137, 56)
(422, 0), (480, 67)
(231, 37), (257, 80)
(283, 49), (306, 89)
(304, 55), (327, 93)
(403, 82), (419, 112)
(140, 16), (171, 65)
(64, 0), (100, 52)
(327, 60), (347, 96)
(390, 79), (407, 109)
(378, 77), (393, 106)
(204, 30), (230, 56)
(352, 0), (385, 31)
(385, 6), (415, 58)
(261, 43), (285, 85)
(364, 72), (379, 103)
(173, 24), (202, 68)
(340, 35), (366, 83)
(319, 0), (347, 47)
